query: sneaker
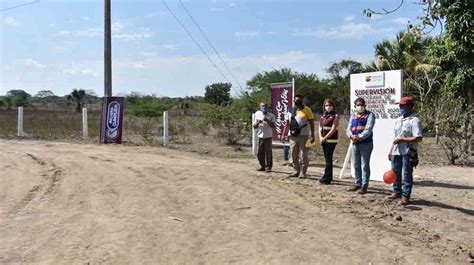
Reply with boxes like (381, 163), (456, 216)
(357, 187), (368, 195)
(256, 167), (265, 171)
(287, 162), (294, 168)
(347, 186), (361, 192)
(299, 173), (308, 179)
(289, 171), (300, 178)
(399, 196), (410, 206)
(282, 160), (289, 166)
(387, 193), (402, 200)
(266, 168), (272, 172)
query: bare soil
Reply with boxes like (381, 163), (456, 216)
(1, 140), (473, 264)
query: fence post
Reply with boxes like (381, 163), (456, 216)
(163, 111), (169, 147)
(82, 108), (88, 139)
(17, 107), (24, 137)
(252, 113), (257, 156)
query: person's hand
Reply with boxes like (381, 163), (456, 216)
(319, 137), (326, 144)
(388, 153), (392, 161)
(393, 138), (403, 144)
(350, 135), (359, 143)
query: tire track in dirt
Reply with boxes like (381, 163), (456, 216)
(7, 153), (64, 216)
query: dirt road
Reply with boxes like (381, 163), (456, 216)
(1, 140), (473, 264)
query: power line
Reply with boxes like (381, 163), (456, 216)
(161, 0), (231, 84)
(178, 0), (244, 92)
(0, 0), (39, 12)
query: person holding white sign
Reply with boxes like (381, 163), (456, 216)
(387, 97), (422, 206)
(253, 102), (276, 172)
(346, 97), (376, 194)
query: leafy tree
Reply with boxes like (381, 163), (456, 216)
(67, 89), (86, 112)
(326, 59), (363, 113)
(204, 82), (232, 106)
(35, 90), (55, 98)
(201, 102), (249, 145)
(5, 90), (31, 107)
(127, 94), (170, 142)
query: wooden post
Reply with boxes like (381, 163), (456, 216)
(17, 107), (24, 137)
(163, 111), (169, 147)
(82, 108), (88, 139)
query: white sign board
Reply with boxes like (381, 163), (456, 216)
(349, 70), (402, 181)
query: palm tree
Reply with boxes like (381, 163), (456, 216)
(68, 89), (86, 112)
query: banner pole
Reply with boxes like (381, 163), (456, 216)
(339, 144), (352, 179)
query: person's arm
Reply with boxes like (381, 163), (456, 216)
(309, 119), (315, 142)
(264, 114), (276, 128)
(357, 112), (375, 140)
(346, 117), (353, 138)
(281, 121), (289, 142)
(393, 117), (423, 144)
(318, 123), (324, 142)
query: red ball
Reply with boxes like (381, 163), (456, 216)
(383, 170), (397, 184)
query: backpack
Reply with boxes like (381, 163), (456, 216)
(289, 107), (306, 136)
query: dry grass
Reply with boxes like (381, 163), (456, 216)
(0, 108), (450, 165)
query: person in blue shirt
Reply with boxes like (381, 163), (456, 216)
(346, 97), (376, 194)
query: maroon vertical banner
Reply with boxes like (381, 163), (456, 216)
(100, 97), (124, 144)
(270, 82), (294, 141)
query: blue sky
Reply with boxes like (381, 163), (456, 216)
(1, 0), (423, 97)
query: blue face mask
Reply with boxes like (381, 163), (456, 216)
(400, 108), (407, 116)
(260, 107), (267, 114)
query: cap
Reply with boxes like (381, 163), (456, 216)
(397, 96), (414, 105)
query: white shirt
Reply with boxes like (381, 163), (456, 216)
(391, 114), (422, 155)
(254, 111), (276, 139)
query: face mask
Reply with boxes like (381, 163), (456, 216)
(356, 105), (365, 114)
(325, 106), (333, 113)
(260, 107), (267, 114)
(400, 108), (408, 116)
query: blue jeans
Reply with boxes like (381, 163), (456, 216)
(352, 142), (373, 188)
(391, 155), (413, 199)
(283, 145), (290, 161)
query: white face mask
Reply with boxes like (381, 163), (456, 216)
(325, 106), (333, 112)
(356, 105), (365, 113)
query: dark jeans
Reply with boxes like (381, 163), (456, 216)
(258, 137), (273, 169)
(391, 154), (414, 199)
(322, 143), (337, 181)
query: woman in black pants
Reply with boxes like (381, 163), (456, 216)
(318, 99), (339, 184)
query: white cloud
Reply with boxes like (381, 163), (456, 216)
(229, 3), (237, 7)
(235, 31), (259, 39)
(211, 8), (224, 12)
(81, 16), (90, 21)
(62, 62), (99, 77)
(344, 16), (355, 22)
(392, 17), (410, 25)
(266, 31), (277, 35)
(25, 59), (46, 69)
(49, 23), (56, 28)
(293, 22), (393, 39)
(161, 44), (177, 50)
(4, 17), (17, 27)
(55, 22), (153, 41)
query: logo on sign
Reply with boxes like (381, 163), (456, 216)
(106, 101), (120, 139)
(365, 72), (385, 87)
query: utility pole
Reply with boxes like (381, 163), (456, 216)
(104, 0), (112, 97)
